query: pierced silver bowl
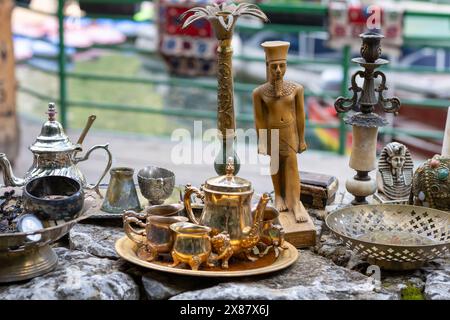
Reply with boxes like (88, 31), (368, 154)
(325, 204), (450, 270)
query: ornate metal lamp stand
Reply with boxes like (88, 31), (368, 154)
(181, 1), (267, 175)
(334, 31), (400, 205)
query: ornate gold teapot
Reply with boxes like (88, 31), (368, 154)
(184, 158), (270, 263)
(0, 103), (112, 196)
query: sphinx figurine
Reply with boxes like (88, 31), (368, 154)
(252, 41), (309, 223)
(376, 142), (413, 201)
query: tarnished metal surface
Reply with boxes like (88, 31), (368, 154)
(0, 201), (90, 283)
(334, 32), (400, 122)
(123, 211), (188, 262)
(23, 176), (84, 221)
(101, 167), (141, 213)
(138, 166), (175, 205)
(0, 103), (112, 196)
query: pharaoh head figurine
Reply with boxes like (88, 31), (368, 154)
(261, 41), (289, 97)
(377, 142), (414, 200)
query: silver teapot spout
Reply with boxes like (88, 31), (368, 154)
(0, 153), (25, 187)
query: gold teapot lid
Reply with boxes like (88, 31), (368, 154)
(29, 103), (79, 153)
(204, 158), (252, 193)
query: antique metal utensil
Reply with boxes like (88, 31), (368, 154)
(0, 103), (112, 197)
(23, 175), (84, 221)
(145, 203), (184, 217)
(101, 167), (142, 213)
(170, 221), (213, 271)
(184, 158), (271, 264)
(0, 199), (89, 283)
(138, 166), (175, 205)
(123, 211), (188, 262)
(77, 115), (97, 145)
(334, 32), (400, 205)
(326, 204), (450, 270)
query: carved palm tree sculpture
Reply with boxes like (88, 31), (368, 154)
(181, 1), (268, 175)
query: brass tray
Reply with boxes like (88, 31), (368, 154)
(115, 236), (298, 277)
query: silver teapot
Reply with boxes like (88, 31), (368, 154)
(0, 103), (112, 196)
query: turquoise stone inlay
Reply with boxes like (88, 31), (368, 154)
(437, 168), (449, 180)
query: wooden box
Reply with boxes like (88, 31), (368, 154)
(300, 171), (339, 210)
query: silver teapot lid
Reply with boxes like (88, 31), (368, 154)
(204, 158), (252, 193)
(29, 103), (79, 153)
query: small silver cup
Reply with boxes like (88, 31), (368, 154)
(101, 167), (142, 213)
(138, 166), (175, 205)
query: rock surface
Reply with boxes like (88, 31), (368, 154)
(423, 257), (450, 300)
(0, 248), (139, 300)
(69, 223), (124, 259)
(171, 250), (396, 300)
(142, 271), (219, 300)
(381, 271), (425, 299)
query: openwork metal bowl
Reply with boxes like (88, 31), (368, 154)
(326, 204), (450, 270)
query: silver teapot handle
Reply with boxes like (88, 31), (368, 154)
(75, 143), (112, 198)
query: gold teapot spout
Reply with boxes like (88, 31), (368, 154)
(241, 193), (270, 248)
(253, 192), (271, 224)
(0, 153), (25, 187)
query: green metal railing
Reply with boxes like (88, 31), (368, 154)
(15, 0), (448, 155)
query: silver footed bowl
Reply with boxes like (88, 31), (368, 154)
(325, 204), (450, 270)
(0, 209), (90, 283)
(138, 166), (175, 205)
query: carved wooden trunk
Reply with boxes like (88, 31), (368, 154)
(0, 0), (19, 164)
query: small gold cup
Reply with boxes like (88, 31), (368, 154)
(145, 203), (184, 217)
(169, 222), (213, 271)
(123, 211), (188, 262)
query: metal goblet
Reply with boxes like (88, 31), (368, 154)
(138, 166), (175, 205)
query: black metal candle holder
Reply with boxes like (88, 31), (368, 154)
(334, 31), (401, 205)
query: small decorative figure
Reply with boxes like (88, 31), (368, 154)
(377, 142), (413, 200)
(258, 223), (286, 258)
(252, 41), (309, 223)
(210, 231), (233, 269)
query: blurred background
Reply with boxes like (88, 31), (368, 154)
(1, 0), (449, 190)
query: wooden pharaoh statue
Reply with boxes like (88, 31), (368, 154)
(253, 41), (309, 223)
